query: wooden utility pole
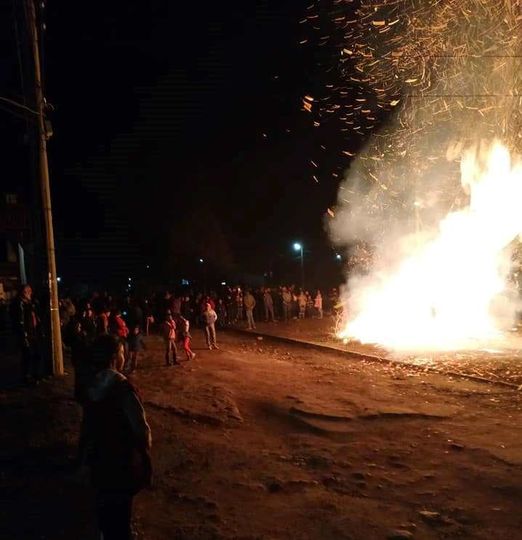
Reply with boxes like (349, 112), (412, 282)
(26, 0), (64, 375)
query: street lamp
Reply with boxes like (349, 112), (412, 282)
(293, 242), (304, 289)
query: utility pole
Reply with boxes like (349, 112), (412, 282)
(26, 0), (64, 375)
(299, 244), (304, 290)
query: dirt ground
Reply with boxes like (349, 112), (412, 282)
(1, 330), (522, 540)
(241, 318), (522, 388)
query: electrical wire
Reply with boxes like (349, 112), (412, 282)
(12, 0), (27, 107)
(0, 102), (34, 122)
(0, 95), (38, 116)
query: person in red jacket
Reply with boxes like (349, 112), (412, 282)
(109, 309), (129, 371)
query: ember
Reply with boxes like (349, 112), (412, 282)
(321, 0), (522, 351)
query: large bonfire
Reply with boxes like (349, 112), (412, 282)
(303, 0), (522, 350)
(338, 141), (522, 350)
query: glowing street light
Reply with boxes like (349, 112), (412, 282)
(293, 242), (305, 289)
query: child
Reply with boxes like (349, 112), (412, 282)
(314, 290), (323, 319)
(162, 311), (178, 366)
(176, 314), (195, 361)
(127, 325), (146, 372)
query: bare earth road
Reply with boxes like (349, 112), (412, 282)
(1, 331), (521, 540)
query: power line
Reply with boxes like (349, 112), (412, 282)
(0, 101), (34, 122)
(12, 0), (27, 107)
(0, 95), (38, 115)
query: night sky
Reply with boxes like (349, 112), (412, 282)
(2, 0), (351, 289)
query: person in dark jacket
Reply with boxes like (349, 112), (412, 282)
(63, 314), (98, 467)
(84, 334), (152, 540)
(10, 284), (42, 383)
(263, 288), (275, 322)
(127, 325), (146, 372)
(79, 303), (97, 342)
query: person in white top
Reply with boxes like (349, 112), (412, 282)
(162, 311), (178, 365)
(202, 303), (219, 350)
(176, 314), (195, 361)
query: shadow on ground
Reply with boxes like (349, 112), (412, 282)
(0, 353), (98, 540)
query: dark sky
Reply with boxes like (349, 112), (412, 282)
(2, 0), (349, 287)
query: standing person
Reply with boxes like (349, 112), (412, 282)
(90, 291), (103, 315)
(235, 288), (243, 322)
(292, 288), (299, 319)
(216, 298), (228, 328)
(162, 312), (179, 366)
(127, 326), (145, 372)
(144, 299), (154, 336)
(127, 298), (144, 332)
(109, 309), (129, 372)
(79, 303), (97, 342)
(59, 299), (71, 328)
(84, 334), (152, 540)
(96, 306), (111, 336)
(314, 290), (323, 319)
(263, 288), (275, 322)
(175, 313), (195, 361)
(62, 313), (97, 468)
(10, 284), (42, 383)
(202, 302), (218, 350)
(162, 291), (173, 319)
(243, 290), (256, 330)
(282, 287), (292, 322)
(254, 288), (263, 322)
(274, 287), (283, 320)
(305, 291), (314, 318)
(298, 290), (307, 319)
(227, 292), (237, 324)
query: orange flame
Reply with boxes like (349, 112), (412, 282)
(338, 141), (522, 351)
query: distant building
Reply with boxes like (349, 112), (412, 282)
(0, 192), (31, 299)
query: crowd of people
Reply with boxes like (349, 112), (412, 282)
(56, 284), (339, 368)
(7, 283), (341, 384)
(5, 281), (339, 539)
(60, 284), (338, 348)
(109, 284), (338, 333)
